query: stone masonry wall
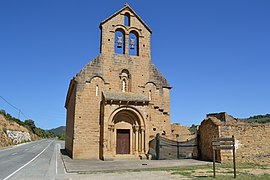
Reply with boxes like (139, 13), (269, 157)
(72, 77), (104, 160)
(65, 81), (76, 157)
(198, 118), (220, 162)
(220, 123), (270, 164)
(199, 116), (270, 164)
(170, 123), (196, 142)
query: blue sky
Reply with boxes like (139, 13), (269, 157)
(0, 1), (269, 129)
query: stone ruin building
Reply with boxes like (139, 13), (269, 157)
(65, 4), (174, 160)
(198, 112), (270, 164)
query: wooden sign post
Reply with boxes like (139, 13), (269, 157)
(212, 135), (236, 178)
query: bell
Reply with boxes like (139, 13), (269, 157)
(117, 36), (123, 48)
(130, 38), (135, 49)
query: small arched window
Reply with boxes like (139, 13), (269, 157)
(120, 69), (130, 92)
(148, 90), (152, 101)
(122, 79), (126, 92)
(115, 29), (125, 54)
(124, 13), (130, 26)
(129, 31), (139, 56)
(95, 85), (99, 96)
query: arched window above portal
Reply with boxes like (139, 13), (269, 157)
(145, 82), (157, 102)
(120, 69), (129, 78)
(129, 31), (139, 56)
(96, 85), (99, 96)
(124, 13), (130, 26)
(115, 29), (125, 54)
(122, 79), (127, 92)
(148, 90), (152, 101)
(120, 69), (131, 92)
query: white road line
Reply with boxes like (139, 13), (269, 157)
(0, 139), (46, 152)
(55, 144), (58, 174)
(3, 140), (54, 180)
(58, 144), (67, 174)
(24, 148), (29, 151)
(11, 153), (17, 156)
(62, 155), (67, 174)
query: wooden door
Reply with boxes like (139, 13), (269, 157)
(116, 129), (130, 154)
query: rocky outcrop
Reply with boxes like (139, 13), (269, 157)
(6, 130), (31, 144)
(0, 114), (35, 147)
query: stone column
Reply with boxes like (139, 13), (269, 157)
(125, 33), (129, 55)
(108, 125), (115, 153)
(135, 125), (139, 154)
(108, 125), (113, 151)
(141, 127), (145, 153)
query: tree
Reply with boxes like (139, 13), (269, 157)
(189, 124), (197, 134)
(24, 119), (36, 132)
(0, 109), (6, 115)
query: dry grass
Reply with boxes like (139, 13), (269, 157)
(169, 163), (270, 179)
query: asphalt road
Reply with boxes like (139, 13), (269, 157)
(0, 139), (210, 180)
(0, 139), (65, 180)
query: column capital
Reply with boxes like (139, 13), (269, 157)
(108, 124), (115, 131)
(134, 125), (139, 131)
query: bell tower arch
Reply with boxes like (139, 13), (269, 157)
(99, 4), (152, 58)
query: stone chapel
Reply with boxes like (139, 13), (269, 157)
(65, 4), (172, 160)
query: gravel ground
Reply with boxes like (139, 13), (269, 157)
(55, 171), (188, 180)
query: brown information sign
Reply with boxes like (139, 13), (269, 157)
(212, 135), (236, 178)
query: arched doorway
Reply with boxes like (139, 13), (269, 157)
(108, 107), (145, 157)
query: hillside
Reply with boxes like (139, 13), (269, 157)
(0, 109), (56, 147)
(49, 126), (65, 140)
(49, 126), (65, 135)
(239, 114), (270, 123)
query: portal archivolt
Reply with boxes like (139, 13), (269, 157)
(107, 107), (145, 156)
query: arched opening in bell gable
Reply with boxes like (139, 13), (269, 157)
(124, 13), (130, 26)
(129, 31), (139, 56)
(114, 29), (125, 54)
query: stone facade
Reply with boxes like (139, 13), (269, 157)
(198, 112), (270, 164)
(65, 4), (172, 160)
